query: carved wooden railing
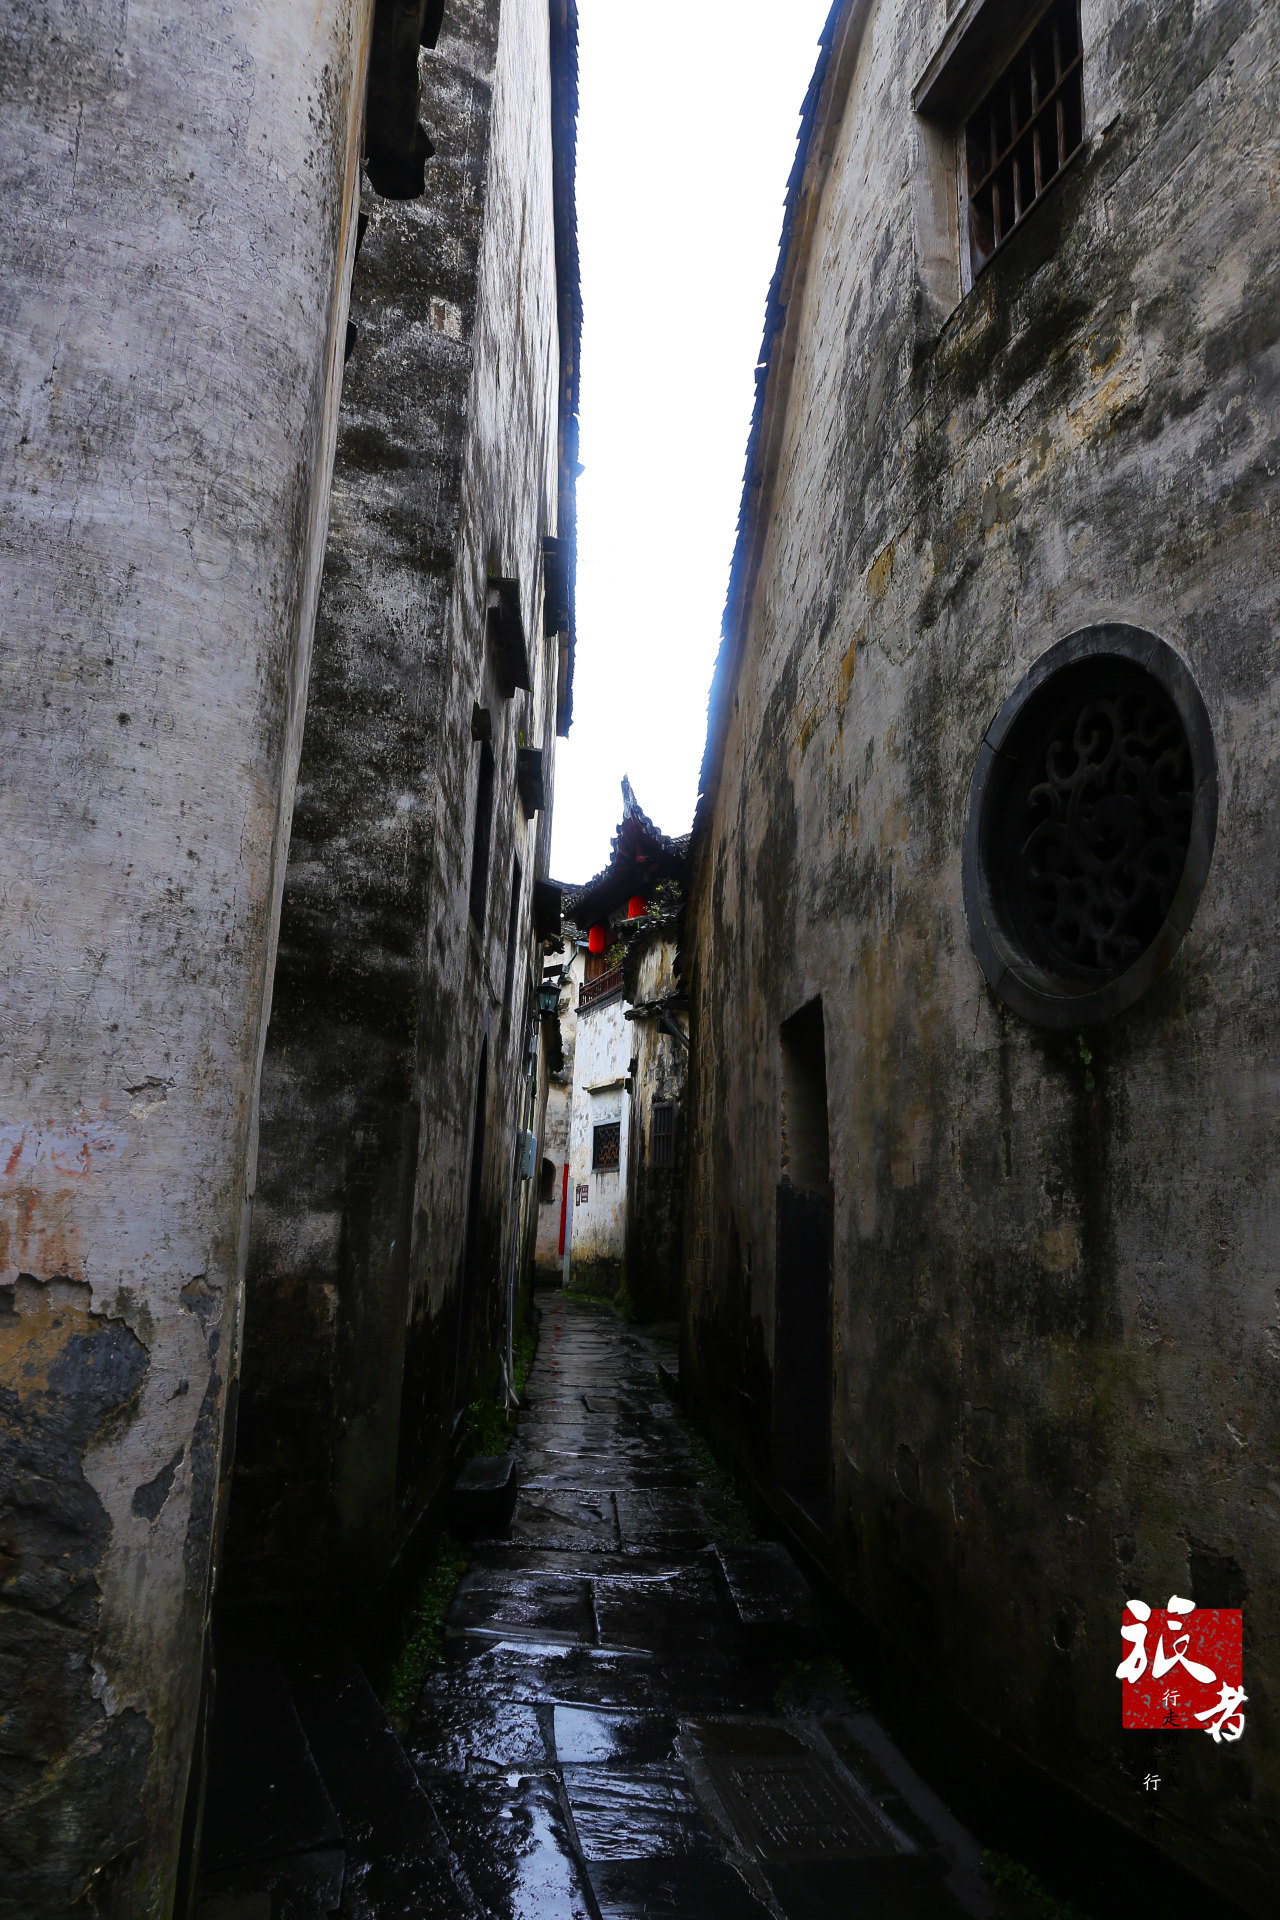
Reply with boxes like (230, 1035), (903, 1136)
(578, 964), (624, 1011)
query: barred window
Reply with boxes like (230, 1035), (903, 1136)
(962, 628), (1218, 1028)
(963, 1), (1083, 281)
(592, 1122), (620, 1171)
(650, 1102), (674, 1169)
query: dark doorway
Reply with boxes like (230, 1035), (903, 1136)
(456, 1037), (488, 1409)
(774, 998), (832, 1527)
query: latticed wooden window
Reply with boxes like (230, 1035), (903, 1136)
(963, 0), (1083, 279)
(592, 1122), (620, 1170)
(650, 1101), (674, 1168)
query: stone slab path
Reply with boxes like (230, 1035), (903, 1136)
(197, 1297), (1246, 1919)
(406, 1292), (994, 1919)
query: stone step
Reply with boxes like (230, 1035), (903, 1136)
(713, 1540), (822, 1662)
(196, 1624), (344, 1919)
(287, 1651), (482, 1918)
(449, 1451), (519, 1538)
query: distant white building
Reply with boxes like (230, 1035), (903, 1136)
(533, 939), (580, 1282)
(535, 782), (688, 1311)
(565, 951), (633, 1294)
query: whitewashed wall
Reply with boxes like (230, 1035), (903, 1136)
(535, 943), (582, 1274)
(566, 985), (631, 1284)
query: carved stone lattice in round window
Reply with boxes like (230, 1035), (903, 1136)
(963, 627), (1217, 1026)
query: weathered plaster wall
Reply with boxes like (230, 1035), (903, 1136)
(534, 942), (580, 1277)
(624, 935), (687, 1320)
(684, 0), (1280, 1907)
(398, 0), (562, 1486)
(533, 1083), (570, 1275)
(227, 0), (564, 1603)
(566, 990), (630, 1290)
(0, 5), (371, 1909)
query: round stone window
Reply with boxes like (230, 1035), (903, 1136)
(962, 626), (1217, 1027)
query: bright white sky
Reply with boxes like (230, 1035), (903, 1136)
(549, 0), (834, 886)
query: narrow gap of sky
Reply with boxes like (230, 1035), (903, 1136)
(550, 0), (835, 886)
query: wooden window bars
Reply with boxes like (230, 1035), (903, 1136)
(964, 0), (1083, 280)
(592, 1122), (621, 1171)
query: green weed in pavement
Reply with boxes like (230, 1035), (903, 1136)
(983, 1851), (1091, 1920)
(773, 1655), (869, 1713)
(382, 1529), (468, 1718)
(675, 1405), (755, 1544)
(513, 1322), (537, 1397)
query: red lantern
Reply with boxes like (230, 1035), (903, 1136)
(627, 895), (646, 919)
(588, 925), (606, 954)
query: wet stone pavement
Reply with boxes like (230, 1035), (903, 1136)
(401, 1293), (997, 1920)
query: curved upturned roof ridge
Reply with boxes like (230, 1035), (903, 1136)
(563, 778), (688, 930)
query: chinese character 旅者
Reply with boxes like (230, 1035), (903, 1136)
(1117, 1599), (1151, 1682)
(1153, 1596), (1216, 1685)
(1195, 1685), (1247, 1744)
(1117, 1596), (1215, 1685)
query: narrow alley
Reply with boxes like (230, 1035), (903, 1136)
(392, 1292), (988, 1918)
(197, 1292), (1251, 1919)
(4, 7), (1277, 1914)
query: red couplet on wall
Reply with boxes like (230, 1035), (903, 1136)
(588, 924), (606, 954)
(627, 895), (646, 919)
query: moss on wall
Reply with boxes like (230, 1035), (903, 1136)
(682, 2), (1280, 1909)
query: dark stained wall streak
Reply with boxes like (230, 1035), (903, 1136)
(682, 1), (1280, 1909)
(226, 0), (573, 1605)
